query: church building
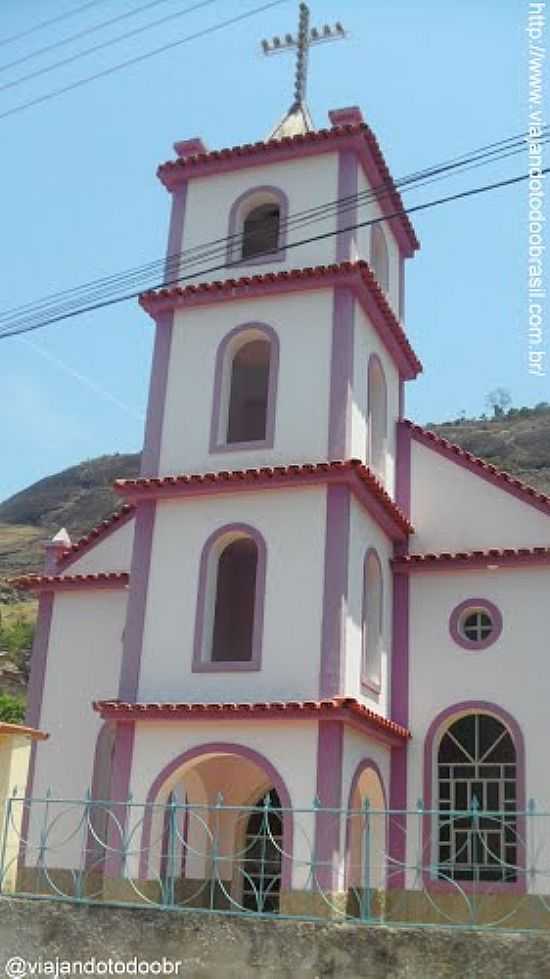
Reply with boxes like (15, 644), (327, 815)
(14, 7), (550, 916)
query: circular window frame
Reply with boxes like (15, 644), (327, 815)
(449, 598), (502, 651)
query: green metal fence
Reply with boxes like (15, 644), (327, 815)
(2, 792), (550, 930)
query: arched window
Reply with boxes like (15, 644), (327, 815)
(242, 204), (280, 260)
(226, 187), (288, 267)
(371, 225), (389, 294)
(437, 713), (517, 882)
(227, 338), (271, 444)
(192, 524), (267, 671)
(362, 549), (383, 691)
(241, 789), (282, 912)
(210, 325), (279, 452)
(367, 355), (387, 482)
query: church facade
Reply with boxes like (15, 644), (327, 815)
(16, 101), (550, 911)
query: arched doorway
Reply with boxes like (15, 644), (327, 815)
(139, 744), (291, 911)
(346, 761), (387, 918)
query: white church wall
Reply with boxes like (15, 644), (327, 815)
(27, 590), (126, 867)
(64, 518), (135, 574)
(410, 441), (550, 552)
(127, 718), (318, 887)
(138, 487), (326, 702)
(350, 302), (400, 493)
(353, 166), (401, 317)
(181, 153), (340, 277)
(159, 291), (332, 475)
(345, 498), (392, 715)
(405, 566), (550, 888)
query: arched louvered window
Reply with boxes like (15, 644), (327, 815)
(362, 549), (383, 691)
(367, 355), (387, 482)
(227, 338), (271, 444)
(371, 224), (389, 294)
(437, 713), (517, 882)
(241, 204), (280, 260)
(211, 537), (258, 663)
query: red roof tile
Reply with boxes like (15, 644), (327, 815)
(393, 547), (550, 572)
(114, 458), (413, 540)
(0, 722), (48, 741)
(56, 504), (135, 571)
(12, 572), (129, 591)
(405, 420), (550, 516)
(93, 697), (410, 742)
(157, 123), (419, 255)
(139, 261), (422, 380)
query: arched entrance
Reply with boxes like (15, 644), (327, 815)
(346, 761), (387, 918)
(138, 743), (291, 912)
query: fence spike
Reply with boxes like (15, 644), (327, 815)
(215, 792), (224, 807)
(528, 798), (536, 813)
(416, 798), (424, 812)
(313, 795), (321, 809)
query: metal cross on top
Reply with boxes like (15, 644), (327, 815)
(261, 3), (347, 109)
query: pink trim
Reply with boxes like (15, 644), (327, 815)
(94, 697), (410, 743)
(361, 548), (383, 696)
(192, 523), (267, 673)
(156, 125), (419, 256)
(115, 460), (412, 542)
(118, 501), (156, 702)
(163, 182), (188, 284)
(328, 287), (354, 458)
(449, 598), (503, 651)
(56, 506), (134, 573)
(329, 107), (365, 128)
(393, 547), (550, 572)
(398, 379), (405, 421)
(13, 572), (128, 592)
(398, 255), (405, 322)
(406, 420), (550, 517)
(335, 150), (358, 262)
(367, 353), (388, 474)
(319, 485), (350, 698)
(422, 702), (526, 894)
(314, 720), (344, 890)
(104, 720), (135, 878)
(138, 741), (293, 888)
(139, 262), (422, 380)
(208, 323), (279, 454)
(388, 417), (411, 884)
(225, 185), (288, 267)
(344, 758), (387, 889)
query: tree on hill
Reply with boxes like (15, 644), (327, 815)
(486, 388), (512, 418)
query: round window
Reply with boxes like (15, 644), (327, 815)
(449, 599), (502, 650)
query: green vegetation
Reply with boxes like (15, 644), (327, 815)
(0, 693), (25, 725)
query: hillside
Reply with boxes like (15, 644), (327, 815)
(1, 405), (550, 578)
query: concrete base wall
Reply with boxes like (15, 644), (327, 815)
(1, 899), (550, 979)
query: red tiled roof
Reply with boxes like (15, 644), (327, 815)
(114, 458), (413, 539)
(139, 261), (422, 380)
(393, 547), (550, 572)
(0, 722), (48, 741)
(12, 572), (129, 592)
(405, 420), (550, 516)
(57, 504), (135, 571)
(93, 697), (411, 742)
(157, 123), (419, 255)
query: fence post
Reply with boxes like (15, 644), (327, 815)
(360, 797), (371, 921)
(209, 792), (223, 911)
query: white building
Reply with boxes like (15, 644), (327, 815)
(15, 93), (550, 916)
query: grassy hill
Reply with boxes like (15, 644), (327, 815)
(1, 405), (550, 580)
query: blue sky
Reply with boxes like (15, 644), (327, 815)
(1, 0), (545, 502)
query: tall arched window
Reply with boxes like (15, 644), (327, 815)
(437, 713), (517, 882)
(362, 549), (383, 691)
(212, 537), (258, 663)
(193, 525), (267, 671)
(242, 204), (280, 260)
(227, 338), (271, 444)
(371, 224), (389, 294)
(367, 355), (387, 482)
(210, 325), (279, 452)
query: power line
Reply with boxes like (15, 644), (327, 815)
(0, 0), (219, 95)
(0, 167), (544, 341)
(0, 0), (289, 122)
(0, 0), (113, 48)
(0, 0), (190, 77)
(1, 126), (546, 332)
